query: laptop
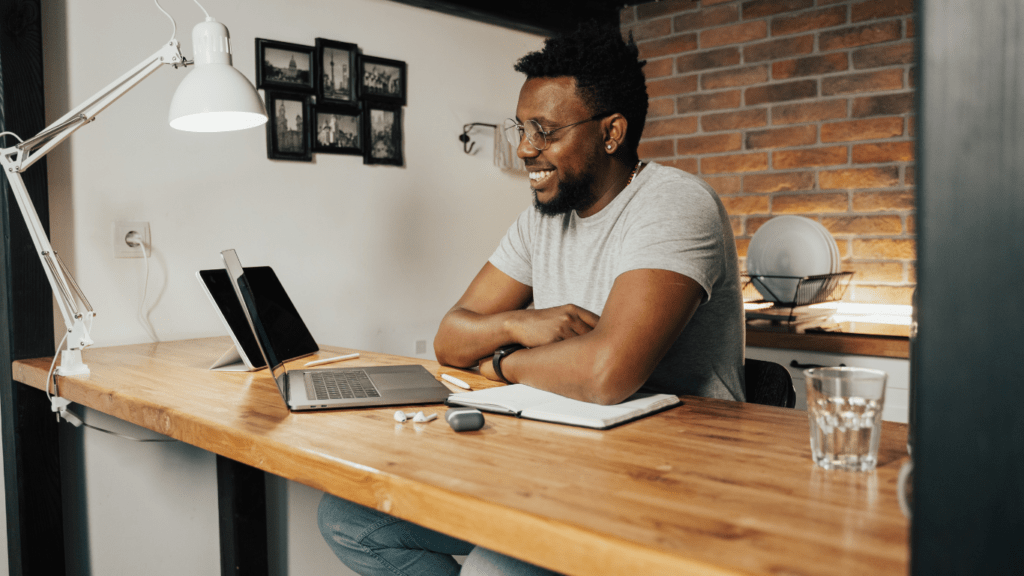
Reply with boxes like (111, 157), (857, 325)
(220, 249), (452, 411)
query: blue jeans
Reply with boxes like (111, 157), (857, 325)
(317, 493), (562, 576)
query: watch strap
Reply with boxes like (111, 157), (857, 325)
(492, 344), (524, 383)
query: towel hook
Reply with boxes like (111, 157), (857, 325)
(459, 122), (497, 155)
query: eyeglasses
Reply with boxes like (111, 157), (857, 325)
(503, 111), (613, 151)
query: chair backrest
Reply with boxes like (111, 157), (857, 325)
(744, 358), (796, 408)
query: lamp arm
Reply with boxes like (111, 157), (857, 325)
(0, 40), (186, 375)
(11, 40), (186, 172)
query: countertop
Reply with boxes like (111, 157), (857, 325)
(747, 322), (909, 359)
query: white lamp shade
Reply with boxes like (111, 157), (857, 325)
(169, 64), (267, 132)
(168, 19), (268, 132)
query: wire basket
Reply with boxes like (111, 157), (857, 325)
(742, 272), (853, 324)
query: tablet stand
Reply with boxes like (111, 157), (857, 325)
(209, 344), (257, 372)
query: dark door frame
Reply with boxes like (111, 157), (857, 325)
(913, 1), (1024, 574)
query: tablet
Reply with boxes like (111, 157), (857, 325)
(196, 266), (319, 371)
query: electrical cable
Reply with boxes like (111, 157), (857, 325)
(77, 421), (176, 442)
(42, 235), (172, 442)
(45, 332), (69, 408)
(46, 332), (175, 442)
(152, 0), (176, 44)
(0, 131), (24, 144)
(192, 0), (211, 19)
(126, 231), (158, 342)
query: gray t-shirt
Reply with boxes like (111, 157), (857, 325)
(489, 162), (745, 401)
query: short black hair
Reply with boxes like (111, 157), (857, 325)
(514, 22), (648, 154)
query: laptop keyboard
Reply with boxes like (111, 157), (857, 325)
(306, 370), (382, 400)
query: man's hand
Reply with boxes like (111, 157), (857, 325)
(507, 304), (599, 349)
(476, 304), (598, 382)
(479, 355), (499, 381)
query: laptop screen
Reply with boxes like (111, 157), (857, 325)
(220, 249), (290, 393)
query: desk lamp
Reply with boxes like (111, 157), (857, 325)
(0, 0), (267, 376)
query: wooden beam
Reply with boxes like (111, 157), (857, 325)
(1, 0), (64, 574)
(385, 0), (620, 36)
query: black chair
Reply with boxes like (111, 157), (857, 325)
(744, 358), (797, 408)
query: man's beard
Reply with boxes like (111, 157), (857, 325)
(532, 171), (597, 216)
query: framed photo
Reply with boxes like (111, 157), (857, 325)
(256, 39), (314, 92)
(315, 38), (359, 106)
(359, 55), (407, 105)
(363, 103), (403, 166)
(265, 91), (312, 161)
(313, 104), (362, 155)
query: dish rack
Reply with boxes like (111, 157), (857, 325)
(742, 271), (853, 324)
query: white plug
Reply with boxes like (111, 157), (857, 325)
(125, 230), (143, 248)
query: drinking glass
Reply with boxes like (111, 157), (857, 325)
(804, 367), (888, 471)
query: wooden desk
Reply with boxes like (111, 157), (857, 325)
(11, 337), (909, 576)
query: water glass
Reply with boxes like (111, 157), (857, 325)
(804, 367), (888, 471)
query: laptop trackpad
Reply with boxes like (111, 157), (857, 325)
(373, 373), (432, 390)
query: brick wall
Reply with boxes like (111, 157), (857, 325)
(621, 0), (916, 305)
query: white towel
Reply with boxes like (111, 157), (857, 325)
(493, 124), (526, 173)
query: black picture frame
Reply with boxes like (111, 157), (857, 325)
(358, 55), (407, 105)
(363, 103), (403, 166)
(315, 38), (359, 106)
(265, 91), (312, 162)
(313, 104), (362, 155)
(256, 39), (314, 93)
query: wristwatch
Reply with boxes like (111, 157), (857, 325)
(492, 344), (524, 383)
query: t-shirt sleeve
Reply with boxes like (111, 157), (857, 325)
(488, 209), (535, 287)
(617, 177), (725, 302)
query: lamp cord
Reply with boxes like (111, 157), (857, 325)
(153, 0), (176, 43)
(45, 332), (69, 404)
(192, 0), (211, 20)
(0, 131), (24, 145)
(45, 325), (173, 442)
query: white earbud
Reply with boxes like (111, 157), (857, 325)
(413, 412), (437, 423)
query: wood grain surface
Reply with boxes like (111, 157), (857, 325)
(747, 327), (910, 359)
(13, 337), (910, 576)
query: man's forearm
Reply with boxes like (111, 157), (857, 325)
(434, 308), (519, 368)
(493, 334), (648, 405)
(435, 303), (601, 369)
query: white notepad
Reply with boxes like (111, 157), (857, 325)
(446, 384), (680, 429)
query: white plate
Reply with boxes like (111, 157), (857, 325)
(807, 218), (840, 273)
(747, 216), (836, 302)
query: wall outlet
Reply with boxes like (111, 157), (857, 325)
(415, 339), (428, 355)
(113, 221), (150, 258)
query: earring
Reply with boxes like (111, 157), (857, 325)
(606, 143), (613, 150)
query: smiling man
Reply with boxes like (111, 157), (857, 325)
(318, 23), (744, 576)
(432, 25), (745, 407)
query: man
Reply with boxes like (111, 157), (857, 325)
(319, 23), (744, 576)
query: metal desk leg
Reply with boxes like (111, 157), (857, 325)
(216, 455), (269, 576)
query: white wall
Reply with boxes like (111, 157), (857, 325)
(30, 0), (543, 574)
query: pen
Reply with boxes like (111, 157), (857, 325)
(304, 353), (360, 367)
(441, 374), (471, 390)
